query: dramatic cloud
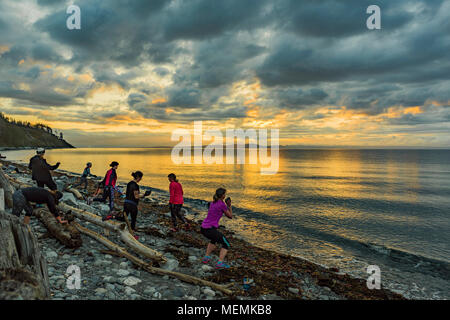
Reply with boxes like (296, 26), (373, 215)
(0, 0), (448, 147)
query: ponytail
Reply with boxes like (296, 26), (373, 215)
(132, 171), (143, 180)
(213, 188), (226, 203)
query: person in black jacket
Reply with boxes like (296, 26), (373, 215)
(12, 187), (67, 225)
(28, 148), (60, 190)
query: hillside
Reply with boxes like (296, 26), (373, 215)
(0, 116), (74, 149)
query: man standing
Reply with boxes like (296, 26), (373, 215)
(12, 187), (67, 225)
(28, 148), (60, 190)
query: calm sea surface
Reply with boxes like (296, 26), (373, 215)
(3, 148), (450, 299)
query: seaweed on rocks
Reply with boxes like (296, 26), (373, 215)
(163, 246), (191, 267)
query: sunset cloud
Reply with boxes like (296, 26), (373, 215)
(0, 0), (449, 147)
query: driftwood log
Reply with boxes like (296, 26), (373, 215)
(122, 211), (134, 235)
(34, 208), (82, 249)
(75, 223), (234, 296)
(66, 188), (83, 200)
(0, 166), (15, 208)
(5, 173), (82, 249)
(0, 211), (50, 299)
(59, 203), (166, 263)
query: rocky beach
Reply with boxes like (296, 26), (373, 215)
(0, 158), (405, 300)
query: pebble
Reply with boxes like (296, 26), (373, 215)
(144, 287), (156, 295)
(95, 288), (107, 295)
(203, 288), (216, 297)
(201, 265), (213, 272)
(153, 292), (162, 299)
(288, 287), (300, 294)
(117, 269), (130, 277)
(161, 258), (179, 271)
(105, 284), (116, 291)
(94, 260), (112, 267)
(107, 292), (116, 300)
(123, 276), (142, 286)
(102, 276), (115, 283)
(172, 287), (185, 298)
(124, 287), (136, 295)
(46, 251), (58, 259)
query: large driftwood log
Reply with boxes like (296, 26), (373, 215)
(66, 188), (83, 200)
(5, 174), (82, 249)
(0, 166), (15, 208)
(75, 223), (233, 296)
(34, 208), (82, 249)
(0, 211), (50, 299)
(59, 202), (166, 263)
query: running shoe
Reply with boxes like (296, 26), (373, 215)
(201, 256), (211, 264)
(170, 227), (178, 232)
(102, 214), (113, 221)
(215, 261), (230, 269)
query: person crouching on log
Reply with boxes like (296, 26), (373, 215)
(168, 173), (190, 232)
(114, 171), (151, 239)
(200, 188), (233, 269)
(28, 148), (60, 191)
(12, 187), (67, 225)
(92, 161), (122, 217)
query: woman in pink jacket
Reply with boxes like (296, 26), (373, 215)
(168, 173), (190, 232)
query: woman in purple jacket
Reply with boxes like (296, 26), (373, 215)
(200, 188), (233, 269)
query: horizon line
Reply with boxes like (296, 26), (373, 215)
(69, 145), (450, 150)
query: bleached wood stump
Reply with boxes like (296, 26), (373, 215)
(0, 166), (14, 208)
(0, 188), (4, 212)
(0, 211), (50, 300)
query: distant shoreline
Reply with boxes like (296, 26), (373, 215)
(0, 146), (75, 152)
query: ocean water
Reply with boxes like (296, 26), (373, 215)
(3, 148), (450, 299)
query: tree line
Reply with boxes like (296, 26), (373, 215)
(0, 112), (58, 137)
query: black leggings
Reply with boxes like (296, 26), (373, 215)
(93, 186), (114, 212)
(201, 227), (231, 250)
(170, 203), (187, 227)
(36, 179), (57, 191)
(122, 202), (138, 231)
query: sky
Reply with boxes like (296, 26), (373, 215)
(0, 0), (449, 148)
